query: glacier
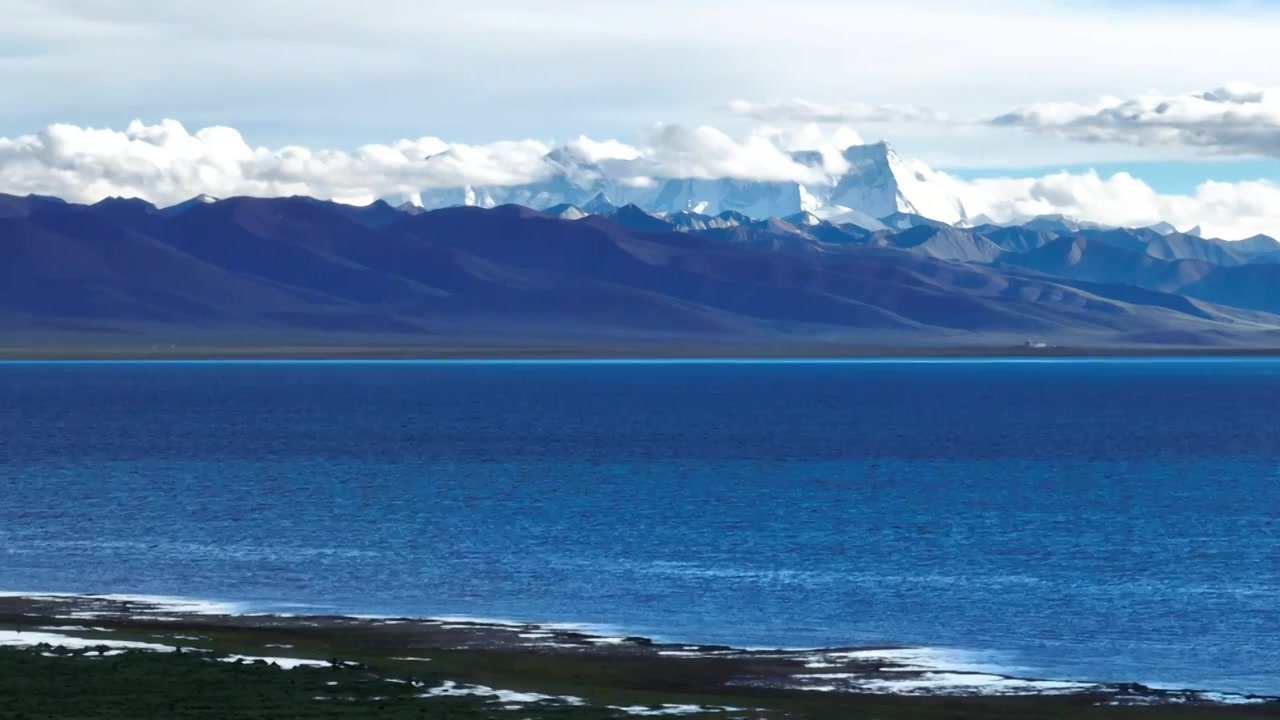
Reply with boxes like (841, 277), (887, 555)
(395, 141), (969, 228)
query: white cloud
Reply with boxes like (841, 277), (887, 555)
(991, 83), (1280, 157)
(727, 99), (949, 125)
(629, 124), (832, 183)
(0, 120), (561, 206)
(8, 0), (1280, 172)
(951, 170), (1280, 240)
(5, 118), (1280, 240)
(560, 136), (643, 164)
(0, 119), (841, 206)
(758, 124), (867, 175)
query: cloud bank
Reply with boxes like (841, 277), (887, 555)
(9, 0), (1280, 166)
(727, 99), (949, 125)
(0, 120), (868, 206)
(3, 118), (1280, 240)
(956, 172), (1280, 241)
(991, 82), (1280, 157)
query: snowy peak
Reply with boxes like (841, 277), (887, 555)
(159, 193), (221, 216)
(830, 141), (965, 225)
(581, 192), (618, 214)
(782, 210), (822, 227)
(667, 209), (747, 231)
(545, 203), (588, 220)
(392, 141), (969, 227)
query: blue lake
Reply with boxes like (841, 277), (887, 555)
(1, 359), (1278, 694)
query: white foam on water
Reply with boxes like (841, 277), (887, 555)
(795, 670), (1098, 696)
(426, 615), (531, 628)
(1195, 692), (1271, 705)
(4, 592), (637, 647)
(0, 592), (73, 602)
(38, 626), (113, 632)
(789, 647), (1109, 698)
(427, 614), (618, 636)
(0, 630), (174, 653)
(812, 647), (1025, 676)
(88, 594), (245, 615)
(0, 591), (244, 616)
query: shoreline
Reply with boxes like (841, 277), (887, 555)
(0, 592), (1275, 712)
(3, 343), (1280, 361)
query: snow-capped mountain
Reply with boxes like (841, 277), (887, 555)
(973, 214), (1208, 238)
(159, 193), (219, 216)
(391, 141), (969, 227)
(826, 143), (965, 223)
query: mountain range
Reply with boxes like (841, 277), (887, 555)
(394, 141), (969, 226)
(389, 140), (1234, 244)
(3, 190), (1280, 351)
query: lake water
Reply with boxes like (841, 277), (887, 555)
(1, 359), (1278, 694)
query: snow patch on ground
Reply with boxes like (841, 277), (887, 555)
(219, 655), (331, 669)
(421, 680), (586, 706)
(0, 630), (174, 653)
(609, 704), (750, 716)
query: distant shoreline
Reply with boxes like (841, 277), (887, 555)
(3, 343), (1280, 361)
(1, 591), (1275, 714)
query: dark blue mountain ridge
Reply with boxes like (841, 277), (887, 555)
(2, 192), (1279, 348)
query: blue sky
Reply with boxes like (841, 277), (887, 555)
(947, 160), (1280, 193)
(4, 0), (1280, 236)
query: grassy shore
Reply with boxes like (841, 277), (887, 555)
(4, 646), (1277, 720)
(0, 595), (1276, 719)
